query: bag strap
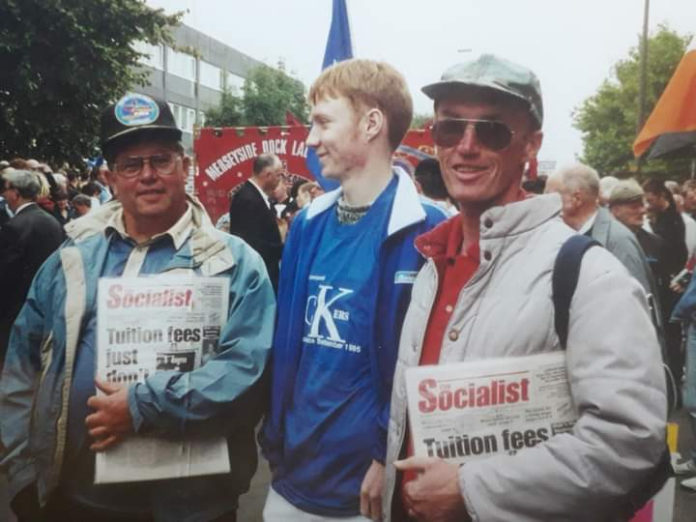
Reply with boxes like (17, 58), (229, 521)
(552, 234), (674, 516)
(552, 234), (600, 348)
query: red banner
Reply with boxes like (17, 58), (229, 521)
(194, 125), (434, 223)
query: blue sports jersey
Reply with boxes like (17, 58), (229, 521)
(274, 177), (396, 515)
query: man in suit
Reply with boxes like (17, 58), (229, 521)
(0, 169), (63, 369)
(228, 153), (284, 291)
(545, 162), (655, 296)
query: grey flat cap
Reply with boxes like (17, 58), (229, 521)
(609, 179), (645, 205)
(422, 54), (543, 127)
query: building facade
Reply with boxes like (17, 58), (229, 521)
(133, 24), (266, 151)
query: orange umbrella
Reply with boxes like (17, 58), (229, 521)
(633, 37), (696, 159)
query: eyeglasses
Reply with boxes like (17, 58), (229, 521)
(113, 153), (181, 178)
(430, 118), (515, 150)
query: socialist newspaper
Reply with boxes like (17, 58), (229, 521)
(95, 276), (231, 483)
(405, 352), (577, 465)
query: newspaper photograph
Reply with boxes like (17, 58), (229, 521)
(94, 276), (231, 484)
(405, 352), (577, 466)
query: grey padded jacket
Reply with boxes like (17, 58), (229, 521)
(383, 194), (667, 522)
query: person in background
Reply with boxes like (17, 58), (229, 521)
(665, 181), (696, 265)
(683, 179), (696, 220)
(609, 180), (670, 296)
(545, 163), (655, 296)
(0, 169), (63, 371)
(414, 158), (458, 216)
(598, 175), (619, 206)
(643, 177), (688, 392)
(228, 153), (284, 292)
(70, 193), (92, 218)
(81, 182), (102, 211)
(52, 190), (72, 226)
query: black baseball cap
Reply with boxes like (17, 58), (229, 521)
(100, 93), (182, 159)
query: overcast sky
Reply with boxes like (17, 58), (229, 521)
(145, 0), (695, 166)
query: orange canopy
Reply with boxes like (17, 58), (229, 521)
(633, 37), (696, 158)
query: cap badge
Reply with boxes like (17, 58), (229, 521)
(114, 93), (160, 127)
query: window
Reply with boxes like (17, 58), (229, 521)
(186, 108), (196, 133)
(166, 47), (196, 81)
(198, 111), (206, 128)
(199, 61), (223, 91)
(168, 103), (196, 134)
(224, 71), (245, 94)
(133, 41), (163, 70)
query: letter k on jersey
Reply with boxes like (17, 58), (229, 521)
(305, 285), (353, 342)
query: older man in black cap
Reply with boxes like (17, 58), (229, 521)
(383, 55), (667, 522)
(0, 93), (275, 522)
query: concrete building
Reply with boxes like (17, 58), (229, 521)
(133, 24), (266, 151)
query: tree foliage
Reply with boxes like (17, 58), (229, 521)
(411, 113), (433, 129)
(573, 25), (692, 178)
(205, 64), (309, 127)
(0, 0), (179, 166)
(204, 89), (244, 127)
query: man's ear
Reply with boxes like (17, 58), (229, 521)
(104, 167), (117, 186)
(180, 155), (192, 178)
(363, 108), (385, 143)
(522, 130), (543, 163)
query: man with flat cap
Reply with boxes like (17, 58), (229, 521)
(0, 92), (275, 522)
(609, 179), (670, 290)
(383, 55), (667, 521)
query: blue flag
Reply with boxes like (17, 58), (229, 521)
(307, 0), (353, 191)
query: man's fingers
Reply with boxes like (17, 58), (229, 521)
(88, 426), (109, 439)
(360, 486), (371, 519)
(370, 490), (382, 521)
(85, 412), (101, 429)
(393, 456), (434, 472)
(86, 394), (104, 410)
(94, 378), (121, 395)
(90, 434), (121, 452)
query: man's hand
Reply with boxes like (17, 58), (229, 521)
(360, 460), (385, 521)
(395, 456), (469, 522)
(85, 379), (134, 451)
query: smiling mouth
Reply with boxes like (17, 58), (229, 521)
(451, 164), (489, 178)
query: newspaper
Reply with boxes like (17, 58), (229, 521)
(94, 276), (231, 484)
(405, 352), (577, 465)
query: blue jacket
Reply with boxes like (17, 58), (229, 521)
(0, 197), (275, 522)
(672, 272), (696, 322)
(260, 170), (446, 501)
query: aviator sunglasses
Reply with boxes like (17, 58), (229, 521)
(430, 118), (515, 150)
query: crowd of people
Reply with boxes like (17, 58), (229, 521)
(0, 52), (692, 522)
(0, 158), (114, 227)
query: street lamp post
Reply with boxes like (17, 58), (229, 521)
(638, 0), (650, 132)
(636, 0), (650, 173)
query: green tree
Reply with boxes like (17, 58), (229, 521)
(411, 113), (433, 129)
(573, 25), (692, 177)
(0, 0), (179, 166)
(241, 64), (309, 126)
(204, 89), (243, 127)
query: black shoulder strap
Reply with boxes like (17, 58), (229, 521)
(552, 234), (674, 516)
(552, 235), (600, 348)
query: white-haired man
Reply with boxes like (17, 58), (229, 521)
(545, 163), (655, 296)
